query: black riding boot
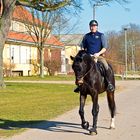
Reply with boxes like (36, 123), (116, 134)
(105, 69), (115, 92)
(74, 86), (80, 93)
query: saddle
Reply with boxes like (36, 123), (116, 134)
(96, 61), (106, 77)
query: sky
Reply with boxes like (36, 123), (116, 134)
(73, 0), (140, 34)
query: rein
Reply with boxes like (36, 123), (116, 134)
(80, 65), (94, 81)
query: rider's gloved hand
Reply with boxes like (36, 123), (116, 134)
(93, 53), (100, 58)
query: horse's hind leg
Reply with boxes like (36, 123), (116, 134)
(79, 94), (89, 130)
(107, 91), (116, 129)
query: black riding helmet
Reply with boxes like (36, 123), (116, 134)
(89, 20), (98, 26)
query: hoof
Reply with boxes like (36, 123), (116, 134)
(81, 121), (89, 130)
(110, 126), (115, 129)
(110, 118), (115, 129)
(89, 128), (97, 135)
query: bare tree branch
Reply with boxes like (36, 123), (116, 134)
(16, 0), (72, 12)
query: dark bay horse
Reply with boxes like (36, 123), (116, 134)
(71, 50), (116, 135)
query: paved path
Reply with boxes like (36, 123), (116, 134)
(1, 80), (140, 140)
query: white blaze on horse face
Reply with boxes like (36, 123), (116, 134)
(110, 118), (115, 129)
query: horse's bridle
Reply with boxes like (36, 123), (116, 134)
(76, 65), (94, 85)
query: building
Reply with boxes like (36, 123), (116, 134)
(59, 34), (83, 73)
(2, 6), (64, 76)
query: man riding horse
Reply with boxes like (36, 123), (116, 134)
(74, 20), (115, 93)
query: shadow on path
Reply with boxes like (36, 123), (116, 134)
(0, 118), (88, 135)
(0, 118), (110, 136)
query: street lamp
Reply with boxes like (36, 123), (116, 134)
(93, 2), (106, 20)
(124, 28), (128, 79)
(93, 4), (96, 20)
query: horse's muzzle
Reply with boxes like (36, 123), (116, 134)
(75, 78), (84, 85)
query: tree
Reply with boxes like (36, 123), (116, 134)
(124, 24), (140, 71)
(44, 59), (61, 76)
(106, 23), (140, 74)
(17, 5), (75, 77)
(3, 62), (15, 77)
(0, 0), (75, 87)
(105, 31), (126, 74)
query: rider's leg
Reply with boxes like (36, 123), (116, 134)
(97, 56), (115, 92)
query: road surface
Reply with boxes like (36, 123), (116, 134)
(1, 80), (140, 140)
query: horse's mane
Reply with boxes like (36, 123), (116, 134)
(76, 50), (87, 57)
(76, 50), (93, 64)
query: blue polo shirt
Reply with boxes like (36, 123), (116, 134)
(81, 31), (108, 55)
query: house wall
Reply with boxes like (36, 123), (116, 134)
(44, 47), (61, 62)
(3, 43), (38, 76)
(3, 6), (63, 76)
(65, 45), (80, 64)
(64, 45), (80, 73)
(51, 48), (61, 62)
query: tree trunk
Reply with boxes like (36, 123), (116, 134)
(0, 46), (5, 88)
(0, 0), (16, 88)
(39, 48), (44, 78)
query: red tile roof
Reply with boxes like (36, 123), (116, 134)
(12, 6), (47, 27)
(13, 6), (33, 21)
(5, 6), (63, 47)
(7, 31), (64, 47)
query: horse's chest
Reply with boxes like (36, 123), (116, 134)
(92, 75), (106, 93)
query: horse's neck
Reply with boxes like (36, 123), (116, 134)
(85, 62), (97, 75)
(90, 61), (97, 70)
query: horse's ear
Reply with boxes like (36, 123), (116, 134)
(70, 56), (75, 61)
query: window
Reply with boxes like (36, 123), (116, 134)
(10, 45), (20, 64)
(9, 45), (31, 64)
(20, 46), (31, 64)
(11, 21), (26, 32)
(19, 22), (26, 32)
(12, 21), (19, 32)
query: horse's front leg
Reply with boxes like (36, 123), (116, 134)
(79, 94), (89, 130)
(90, 93), (99, 135)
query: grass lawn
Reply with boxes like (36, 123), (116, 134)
(4, 74), (130, 81)
(0, 82), (79, 137)
(4, 75), (75, 81)
(0, 82), (107, 138)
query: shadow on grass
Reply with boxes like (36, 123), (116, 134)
(0, 119), (89, 135)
